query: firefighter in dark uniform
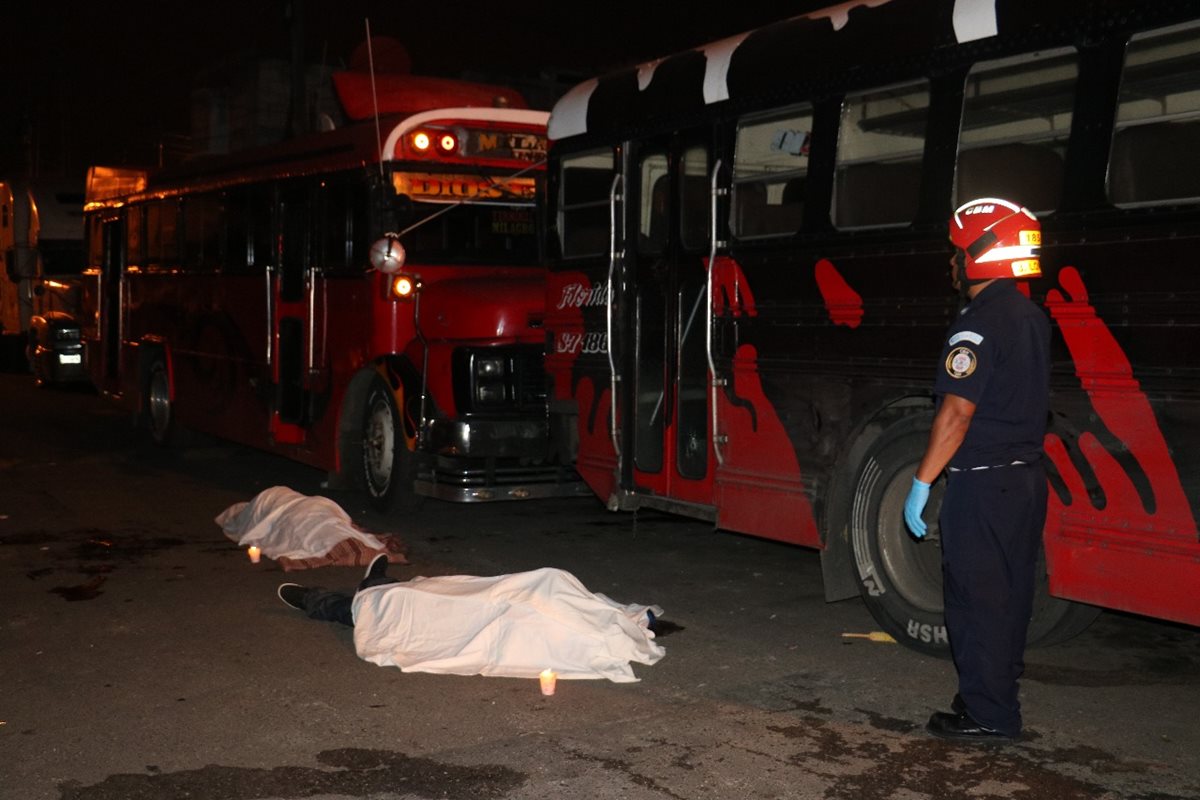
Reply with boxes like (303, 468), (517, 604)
(903, 197), (1050, 742)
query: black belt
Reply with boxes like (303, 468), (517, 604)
(947, 460), (1028, 473)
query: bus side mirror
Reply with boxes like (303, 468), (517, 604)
(369, 235), (407, 274)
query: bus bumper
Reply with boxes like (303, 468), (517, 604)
(424, 416), (550, 459)
(416, 417), (590, 502)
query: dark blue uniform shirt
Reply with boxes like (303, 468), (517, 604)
(933, 280), (1050, 469)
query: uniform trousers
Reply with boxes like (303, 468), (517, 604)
(939, 461), (1046, 736)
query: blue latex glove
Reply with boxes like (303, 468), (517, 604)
(903, 476), (931, 538)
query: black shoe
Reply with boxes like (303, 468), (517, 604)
(926, 711), (1016, 743)
(277, 583), (308, 611)
(363, 553), (389, 582)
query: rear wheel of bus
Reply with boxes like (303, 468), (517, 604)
(359, 377), (423, 513)
(847, 413), (1099, 657)
(144, 356), (180, 446)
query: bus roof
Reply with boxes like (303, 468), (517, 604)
(547, 0), (1191, 141)
(85, 107), (549, 207)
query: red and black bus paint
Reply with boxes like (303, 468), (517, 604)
(543, 0), (1200, 652)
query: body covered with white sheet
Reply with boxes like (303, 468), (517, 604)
(352, 567), (664, 682)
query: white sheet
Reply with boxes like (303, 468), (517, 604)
(352, 567), (665, 683)
(215, 486), (385, 560)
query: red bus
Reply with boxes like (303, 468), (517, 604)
(82, 71), (584, 510)
(543, 0), (1200, 652)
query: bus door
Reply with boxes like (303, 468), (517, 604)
(626, 138), (717, 513)
(270, 181), (321, 443)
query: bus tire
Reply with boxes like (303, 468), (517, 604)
(1026, 571), (1102, 648)
(849, 413), (950, 656)
(144, 357), (179, 446)
(849, 413), (1101, 655)
(359, 377), (423, 513)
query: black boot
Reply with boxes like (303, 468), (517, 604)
(277, 583), (309, 612)
(364, 553), (389, 581)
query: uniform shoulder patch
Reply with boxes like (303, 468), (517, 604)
(945, 346), (977, 379)
(949, 330), (983, 346)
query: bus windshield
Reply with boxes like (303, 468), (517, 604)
(389, 170), (539, 265)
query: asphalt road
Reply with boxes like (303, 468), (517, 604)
(2, 371), (1199, 800)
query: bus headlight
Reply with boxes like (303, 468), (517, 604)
(475, 382), (508, 405)
(473, 355), (508, 405)
(475, 356), (505, 377)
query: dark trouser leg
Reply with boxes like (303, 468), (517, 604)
(297, 573), (401, 627)
(299, 587), (355, 626)
(940, 465), (1044, 736)
(359, 574), (401, 593)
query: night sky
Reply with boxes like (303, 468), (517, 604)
(1, 0), (828, 180)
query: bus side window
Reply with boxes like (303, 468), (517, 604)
(279, 182), (310, 300)
(349, 182), (369, 269)
(956, 49), (1078, 213)
(250, 185), (274, 271)
(224, 188), (250, 274)
(183, 194), (224, 272)
(125, 206), (144, 270)
(639, 154), (669, 254)
(834, 81), (929, 229)
(679, 145), (709, 251)
(318, 178), (351, 271)
(1109, 25), (1200, 207)
(558, 149), (614, 258)
(146, 199), (181, 271)
(87, 215), (104, 269)
(732, 104), (811, 239)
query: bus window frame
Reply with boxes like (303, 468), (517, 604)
(181, 192), (225, 274)
(731, 101), (815, 241)
(1107, 21), (1200, 209)
(637, 149), (670, 256)
(954, 45), (1080, 215)
(678, 142), (711, 253)
(833, 79), (932, 231)
(557, 147), (618, 260)
(145, 197), (182, 273)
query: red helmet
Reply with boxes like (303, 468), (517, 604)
(949, 198), (1042, 281)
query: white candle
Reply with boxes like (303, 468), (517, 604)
(247, 546), (261, 564)
(539, 668), (557, 696)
